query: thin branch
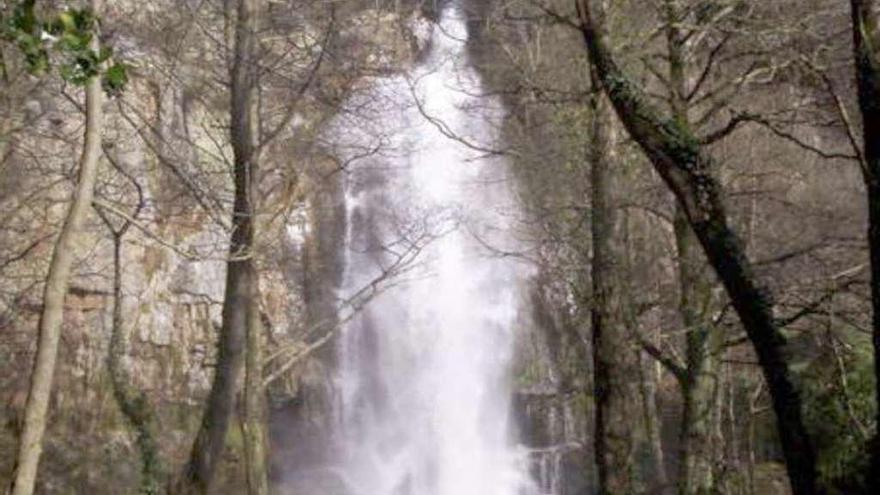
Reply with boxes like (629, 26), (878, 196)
(257, 5), (334, 151)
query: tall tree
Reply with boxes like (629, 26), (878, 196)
(672, 207), (720, 495)
(9, 1), (106, 493)
(587, 70), (638, 494)
(850, 1), (880, 491)
(662, 2), (721, 492)
(574, 1), (819, 493)
(176, 0), (264, 492)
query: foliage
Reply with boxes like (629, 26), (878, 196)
(801, 332), (876, 488)
(0, 0), (127, 94)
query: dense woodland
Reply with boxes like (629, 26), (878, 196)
(3, 0), (880, 494)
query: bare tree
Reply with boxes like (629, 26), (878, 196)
(587, 69), (639, 494)
(574, 1), (818, 493)
(92, 147), (162, 494)
(174, 0), (263, 492)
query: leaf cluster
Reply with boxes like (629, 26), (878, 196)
(1, 0), (127, 94)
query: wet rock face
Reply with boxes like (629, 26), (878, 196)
(511, 285), (595, 495)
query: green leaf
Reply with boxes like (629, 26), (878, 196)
(13, 0), (37, 35)
(97, 46), (112, 63)
(57, 11), (75, 31)
(70, 8), (93, 32)
(59, 31), (87, 51)
(102, 62), (128, 95)
(24, 48), (48, 74)
(59, 63), (76, 81)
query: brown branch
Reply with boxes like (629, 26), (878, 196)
(635, 331), (687, 383)
(686, 32), (733, 102)
(256, 5), (334, 151)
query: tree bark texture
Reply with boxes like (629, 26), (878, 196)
(851, 1), (880, 491)
(107, 234), (164, 495)
(588, 73), (637, 495)
(243, 289), (269, 495)
(675, 208), (719, 495)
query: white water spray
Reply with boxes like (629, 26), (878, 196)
(328, 6), (540, 495)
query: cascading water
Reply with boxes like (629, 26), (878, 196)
(325, 5), (542, 494)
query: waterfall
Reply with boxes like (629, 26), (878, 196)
(321, 5), (541, 495)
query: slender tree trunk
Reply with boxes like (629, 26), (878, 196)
(176, 0), (262, 492)
(623, 206), (669, 494)
(675, 208), (718, 495)
(9, 3), (104, 492)
(867, 182), (880, 491)
(661, 3), (720, 490)
(243, 289), (269, 495)
(575, 2), (818, 493)
(106, 232), (163, 494)
(588, 72), (636, 494)
(0, 102), (11, 169)
(237, 0), (268, 490)
(0, 43), (13, 167)
(850, 2), (880, 491)
(638, 349), (669, 494)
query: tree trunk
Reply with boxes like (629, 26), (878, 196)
(675, 208), (718, 495)
(575, 2), (818, 493)
(177, 0), (262, 492)
(850, 2), (880, 491)
(638, 348), (669, 494)
(9, 3), (104, 492)
(237, 0), (268, 490)
(243, 289), (269, 495)
(621, 207), (669, 493)
(588, 71), (636, 495)
(660, 4), (721, 490)
(107, 232), (164, 494)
